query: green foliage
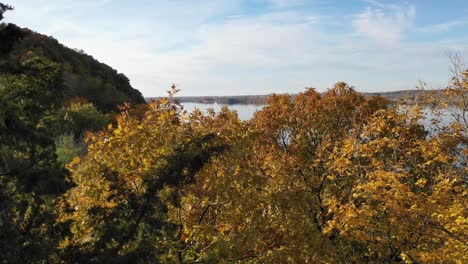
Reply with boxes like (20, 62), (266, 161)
(0, 23), (145, 112)
(0, 10), (146, 260)
(55, 134), (85, 165)
(19, 31), (145, 111)
(53, 102), (110, 138)
(0, 55), (70, 262)
(0, 56), (67, 190)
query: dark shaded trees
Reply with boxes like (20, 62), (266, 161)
(0, 2), (13, 21)
(0, 55), (70, 262)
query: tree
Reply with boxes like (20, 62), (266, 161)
(0, 2), (13, 21)
(325, 106), (466, 263)
(52, 102), (110, 139)
(177, 83), (390, 263)
(58, 89), (225, 263)
(0, 56), (69, 262)
(175, 81), (466, 263)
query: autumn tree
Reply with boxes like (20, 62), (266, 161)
(176, 83), (391, 263)
(438, 54), (468, 170)
(324, 106), (466, 263)
(324, 59), (467, 263)
(58, 90), (226, 263)
(171, 107), (275, 262)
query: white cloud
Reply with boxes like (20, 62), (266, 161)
(353, 4), (415, 46)
(3, 0), (464, 96)
(123, 11), (457, 95)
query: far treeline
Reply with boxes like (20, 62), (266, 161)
(151, 90), (443, 105)
(1, 3), (467, 264)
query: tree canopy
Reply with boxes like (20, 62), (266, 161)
(0, 4), (466, 263)
(55, 81), (467, 263)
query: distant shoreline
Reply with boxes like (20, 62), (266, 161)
(145, 89), (441, 105)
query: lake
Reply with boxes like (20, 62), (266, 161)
(181, 102), (265, 121)
(181, 103), (457, 130)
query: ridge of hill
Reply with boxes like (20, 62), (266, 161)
(0, 23), (145, 112)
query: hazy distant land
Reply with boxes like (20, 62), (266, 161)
(146, 89), (441, 105)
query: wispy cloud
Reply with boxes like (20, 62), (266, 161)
(417, 19), (467, 33)
(361, 0), (405, 11)
(4, 0), (466, 96)
(352, 3), (415, 46)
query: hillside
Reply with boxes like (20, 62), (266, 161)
(0, 23), (145, 112)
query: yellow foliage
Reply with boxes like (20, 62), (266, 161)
(57, 82), (467, 263)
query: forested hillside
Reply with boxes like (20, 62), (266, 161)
(0, 23), (144, 112)
(0, 5), (147, 261)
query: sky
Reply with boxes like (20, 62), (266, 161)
(3, 0), (468, 96)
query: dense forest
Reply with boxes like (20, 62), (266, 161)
(1, 3), (467, 264)
(0, 8), (144, 112)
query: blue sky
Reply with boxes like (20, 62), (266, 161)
(4, 0), (468, 96)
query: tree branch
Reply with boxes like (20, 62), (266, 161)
(198, 204), (211, 224)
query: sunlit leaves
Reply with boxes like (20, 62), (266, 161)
(58, 90), (225, 262)
(58, 79), (467, 263)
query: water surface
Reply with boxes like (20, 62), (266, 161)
(181, 102), (265, 121)
(181, 103), (457, 130)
